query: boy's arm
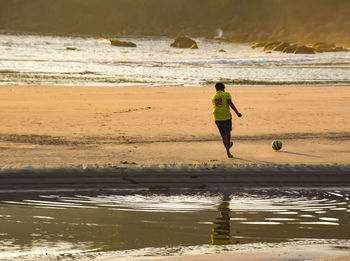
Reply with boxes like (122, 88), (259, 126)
(228, 99), (242, 117)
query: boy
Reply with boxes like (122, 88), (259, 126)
(212, 83), (242, 158)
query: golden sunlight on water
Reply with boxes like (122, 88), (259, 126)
(0, 190), (349, 260)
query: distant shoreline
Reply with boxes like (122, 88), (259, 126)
(1, 0), (350, 45)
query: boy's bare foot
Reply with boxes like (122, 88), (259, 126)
(227, 152), (233, 158)
(229, 142), (233, 149)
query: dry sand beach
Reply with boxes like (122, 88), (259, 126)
(0, 85), (349, 169)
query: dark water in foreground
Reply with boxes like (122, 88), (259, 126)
(0, 191), (349, 259)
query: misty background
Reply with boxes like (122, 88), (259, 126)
(1, 0), (350, 44)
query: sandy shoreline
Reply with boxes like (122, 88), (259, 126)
(0, 85), (349, 192)
(1, 165), (350, 194)
(64, 241), (350, 261)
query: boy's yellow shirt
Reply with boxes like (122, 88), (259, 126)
(212, 90), (232, 121)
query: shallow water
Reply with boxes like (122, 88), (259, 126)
(0, 190), (349, 259)
(1, 33), (350, 86)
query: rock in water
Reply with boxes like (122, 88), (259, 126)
(66, 46), (77, 50)
(294, 46), (316, 54)
(170, 37), (198, 49)
(312, 42), (349, 52)
(264, 41), (281, 51)
(110, 39), (136, 47)
(282, 44), (297, 53)
(273, 42), (290, 52)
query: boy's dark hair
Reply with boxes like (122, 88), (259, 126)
(215, 82), (225, 91)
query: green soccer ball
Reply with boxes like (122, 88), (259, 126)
(272, 140), (282, 151)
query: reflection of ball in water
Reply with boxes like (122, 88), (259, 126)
(272, 140), (282, 151)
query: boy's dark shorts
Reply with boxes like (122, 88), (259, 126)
(215, 118), (232, 137)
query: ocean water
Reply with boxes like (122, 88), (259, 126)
(0, 191), (349, 260)
(1, 33), (350, 86)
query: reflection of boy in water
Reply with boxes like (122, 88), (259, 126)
(211, 201), (230, 245)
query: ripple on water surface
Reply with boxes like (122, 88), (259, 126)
(0, 190), (349, 259)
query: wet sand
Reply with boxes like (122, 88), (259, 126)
(1, 165), (350, 193)
(156, 252), (350, 261)
(156, 254), (350, 261)
(91, 242), (350, 261)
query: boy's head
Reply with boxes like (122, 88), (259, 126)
(215, 82), (225, 91)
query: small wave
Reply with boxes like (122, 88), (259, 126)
(75, 194), (220, 212)
(201, 78), (350, 86)
(281, 62), (350, 67)
(0, 71), (154, 86)
(98, 38), (112, 45)
(0, 69), (19, 74)
(61, 70), (95, 75)
(0, 70), (95, 75)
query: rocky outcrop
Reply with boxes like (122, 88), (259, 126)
(264, 41), (281, 51)
(251, 40), (343, 54)
(65, 46), (77, 50)
(273, 42), (290, 52)
(253, 39), (349, 54)
(282, 44), (297, 53)
(170, 37), (198, 49)
(110, 39), (137, 47)
(312, 42), (348, 52)
(294, 46), (316, 54)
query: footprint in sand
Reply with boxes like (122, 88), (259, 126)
(113, 107), (151, 114)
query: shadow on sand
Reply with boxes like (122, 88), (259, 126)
(279, 151), (321, 158)
(231, 150), (321, 165)
(231, 156), (278, 165)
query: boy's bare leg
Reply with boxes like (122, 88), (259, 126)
(228, 132), (233, 148)
(222, 133), (233, 158)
